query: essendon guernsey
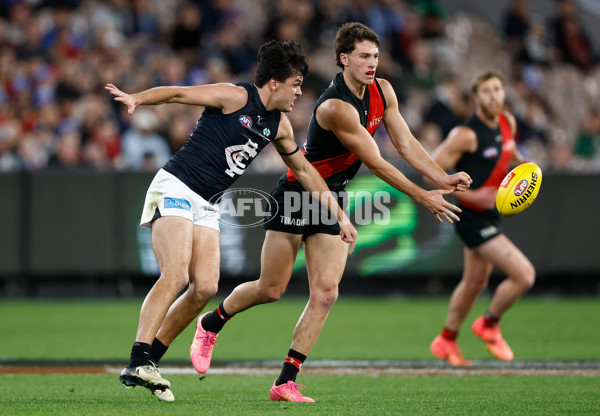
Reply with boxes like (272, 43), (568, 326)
(285, 72), (386, 189)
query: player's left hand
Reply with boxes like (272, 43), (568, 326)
(444, 171), (472, 192)
(105, 84), (138, 114)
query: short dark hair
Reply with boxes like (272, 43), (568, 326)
(471, 70), (504, 93)
(254, 40), (308, 87)
(334, 22), (380, 69)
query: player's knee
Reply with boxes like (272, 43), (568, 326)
(190, 282), (218, 302)
(520, 266), (536, 291)
(160, 273), (189, 294)
(464, 278), (488, 294)
(258, 285), (285, 303)
(311, 287), (339, 310)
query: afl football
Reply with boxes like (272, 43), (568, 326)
(496, 162), (542, 216)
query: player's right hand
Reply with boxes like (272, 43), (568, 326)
(105, 84), (137, 114)
(421, 188), (462, 224)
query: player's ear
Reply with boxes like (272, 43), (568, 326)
(269, 78), (278, 91)
(340, 53), (349, 67)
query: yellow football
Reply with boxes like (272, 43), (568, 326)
(495, 162), (542, 216)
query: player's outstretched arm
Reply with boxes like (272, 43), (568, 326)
(273, 114), (357, 253)
(317, 99), (460, 224)
(105, 83), (247, 114)
(378, 79), (472, 192)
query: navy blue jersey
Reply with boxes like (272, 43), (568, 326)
(284, 72), (386, 189)
(163, 83), (281, 201)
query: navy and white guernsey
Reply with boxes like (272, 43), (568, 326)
(163, 83), (281, 201)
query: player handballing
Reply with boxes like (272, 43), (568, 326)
(191, 22), (472, 402)
(106, 40), (356, 402)
(429, 70), (535, 366)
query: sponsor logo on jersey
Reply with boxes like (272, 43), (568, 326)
(480, 225), (498, 239)
(280, 215), (306, 226)
(368, 116), (383, 130)
(224, 139), (259, 177)
(262, 128), (271, 137)
(164, 197), (191, 211)
(514, 179), (529, 196)
(238, 115), (252, 128)
(482, 146), (498, 159)
(502, 140), (515, 152)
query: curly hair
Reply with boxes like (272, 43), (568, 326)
(255, 40), (308, 87)
(334, 22), (380, 69)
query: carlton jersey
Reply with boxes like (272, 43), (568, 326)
(163, 83), (280, 202)
(456, 113), (515, 212)
(284, 72), (386, 189)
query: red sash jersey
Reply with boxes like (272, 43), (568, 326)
(285, 72), (386, 189)
(456, 113), (515, 212)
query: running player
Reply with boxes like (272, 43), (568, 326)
(106, 40), (356, 402)
(191, 22), (472, 402)
(429, 70), (535, 366)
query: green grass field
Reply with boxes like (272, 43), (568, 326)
(1, 296), (599, 415)
(2, 374), (599, 415)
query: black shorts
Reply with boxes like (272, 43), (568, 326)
(454, 205), (503, 248)
(263, 177), (346, 240)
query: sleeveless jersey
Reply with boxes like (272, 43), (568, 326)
(163, 83), (281, 201)
(456, 113), (515, 211)
(285, 72), (386, 188)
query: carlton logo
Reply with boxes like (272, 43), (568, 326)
(513, 179), (529, 196)
(239, 115), (252, 128)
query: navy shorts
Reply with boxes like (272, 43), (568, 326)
(454, 205), (503, 248)
(263, 177), (346, 240)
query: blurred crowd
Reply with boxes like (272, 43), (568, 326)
(1, 0), (599, 174)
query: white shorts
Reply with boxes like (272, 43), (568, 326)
(140, 169), (220, 231)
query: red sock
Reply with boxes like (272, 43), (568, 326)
(441, 328), (458, 341)
(483, 312), (499, 328)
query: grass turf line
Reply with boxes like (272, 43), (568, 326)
(0, 374), (599, 416)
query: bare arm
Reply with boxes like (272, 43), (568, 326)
(379, 79), (471, 192)
(105, 83), (247, 114)
(504, 111), (527, 165)
(316, 98), (461, 224)
(273, 114), (357, 253)
(430, 125), (496, 210)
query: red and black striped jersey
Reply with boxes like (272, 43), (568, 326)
(456, 112), (515, 211)
(285, 72), (386, 188)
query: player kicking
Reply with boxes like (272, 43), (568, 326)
(107, 40), (356, 402)
(191, 22), (472, 402)
(429, 70), (535, 366)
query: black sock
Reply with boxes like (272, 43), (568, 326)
(128, 342), (152, 368)
(150, 338), (169, 365)
(276, 349), (307, 386)
(201, 302), (233, 333)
